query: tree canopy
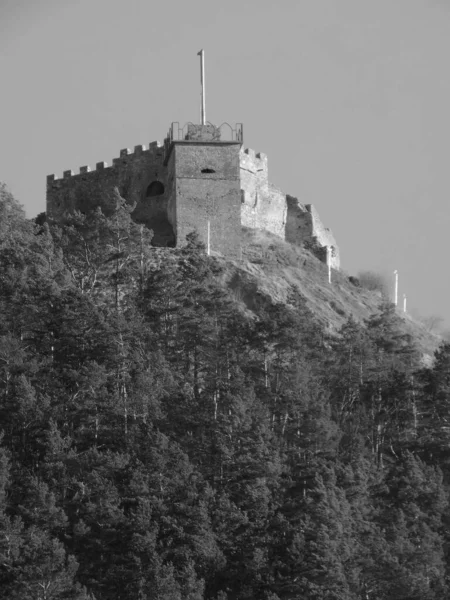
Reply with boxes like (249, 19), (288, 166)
(0, 186), (449, 599)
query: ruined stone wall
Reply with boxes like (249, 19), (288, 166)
(285, 196), (313, 244)
(286, 197), (340, 269)
(171, 142), (241, 258)
(239, 147), (339, 268)
(240, 148), (286, 238)
(46, 142), (175, 246)
(308, 204), (340, 269)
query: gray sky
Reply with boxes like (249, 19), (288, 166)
(1, 0), (450, 326)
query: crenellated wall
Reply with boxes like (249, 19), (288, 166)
(47, 142), (176, 246)
(47, 142), (166, 212)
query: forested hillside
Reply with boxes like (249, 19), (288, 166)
(1, 183), (450, 599)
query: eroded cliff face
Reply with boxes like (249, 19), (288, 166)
(239, 148), (340, 269)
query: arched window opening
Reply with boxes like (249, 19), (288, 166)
(146, 181), (165, 197)
(201, 168), (216, 174)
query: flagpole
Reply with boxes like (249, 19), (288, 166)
(197, 49), (206, 125)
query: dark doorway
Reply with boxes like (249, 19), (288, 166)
(146, 181), (165, 197)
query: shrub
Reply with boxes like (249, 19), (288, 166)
(330, 300), (346, 316)
(357, 270), (390, 297)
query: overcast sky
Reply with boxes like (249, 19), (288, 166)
(1, 0), (450, 326)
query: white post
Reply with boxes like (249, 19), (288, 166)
(197, 49), (206, 125)
(207, 220), (210, 256)
(327, 246), (331, 284)
(393, 270), (398, 306)
(403, 294), (407, 313)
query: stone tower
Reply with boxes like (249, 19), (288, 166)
(164, 122), (242, 259)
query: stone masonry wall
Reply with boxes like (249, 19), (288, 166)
(308, 204), (340, 269)
(46, 142), (175, 246)
(171, 142), (241, 258)
(240, 148), (286, 238)
(239, 147), (339, 269)
(285, 197), (340, 269)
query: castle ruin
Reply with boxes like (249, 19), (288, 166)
(46, 121), (340, 269)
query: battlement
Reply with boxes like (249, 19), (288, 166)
(240, 147), (268, 175)
(239, 147), (268, 193)
(242, 147), (268, 161)
(46, 141), (165, 184)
